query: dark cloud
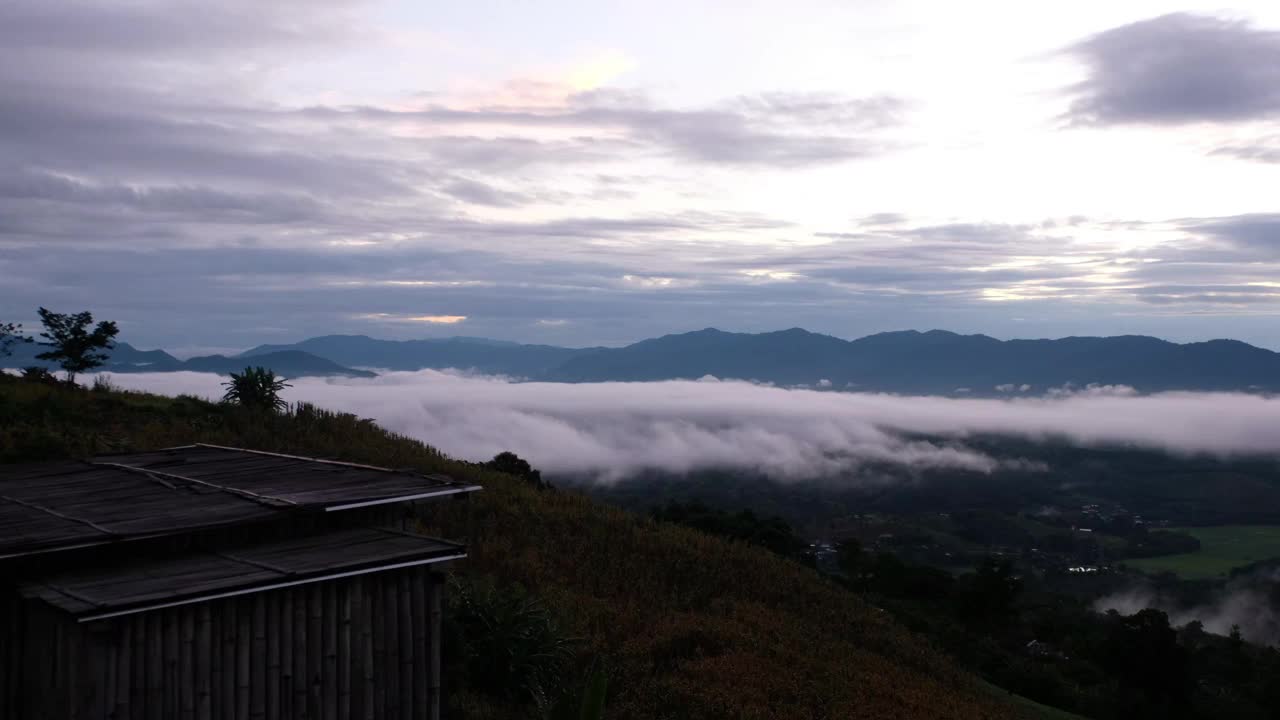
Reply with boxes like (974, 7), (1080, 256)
(0, 168), (328, 224)
(856, 213), (909, 227)
(438, 178), (533, 208)
(810, 263), (1093, 292)
(1212, 137), (1280, 164)
(0, 0), (364, 55)
(8, 174), (1280, 350)
(1182, 214), (1280, 255)
(0, 89), (427, 200)
(1140, 294), (1276, 306)
(605, 92), (903, 166)
(1065, 13), (1280, 125)
(0, 0), (906, 286)
(295, 90), (904, 168)
(0, 217), (1034, 347)
(416, 135), (633, 171)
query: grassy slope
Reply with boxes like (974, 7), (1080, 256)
(0, 378), (1013, 719)
(1124, 525), (1280, 579)
(975, 680), (1090, 720)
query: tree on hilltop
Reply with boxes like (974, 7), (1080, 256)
(484, 451), (551, 490)
(0, 321), (31, 358)
(35, 308), (119, 385)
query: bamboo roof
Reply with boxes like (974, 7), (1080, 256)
(20, 526), (463, 621)
(0, 444), (479, 560)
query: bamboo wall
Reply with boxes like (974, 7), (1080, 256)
(2, 567), (444, 720)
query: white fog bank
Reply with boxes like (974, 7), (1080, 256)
(92, 371), (1280, 481)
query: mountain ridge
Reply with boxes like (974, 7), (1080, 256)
(219, 327), (1280, 393)
(539, 327), (1280, 393)
(238, 334), (598, 376)
(3, 342), (373, 378)
(9, 328), (1280, 392)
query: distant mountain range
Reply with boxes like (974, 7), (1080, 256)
(8, 328), (1280, 394)
(542, 328), (1280, 393)
(4, 342), (374, 378)
(240, 335), (588, 376)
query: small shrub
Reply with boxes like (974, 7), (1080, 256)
(446, 576), (578, 709)
(484, 451), (551, 490)
(91, 374), (121, 393)
(221, 366), (291, 412)
(20, 367), (58, 385)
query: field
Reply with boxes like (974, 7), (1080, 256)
(1125, 525), (1280, 579)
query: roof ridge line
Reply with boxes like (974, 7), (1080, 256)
(211, 548), (293, 575)
(91, 461), (297, 508)
(189, 443), (452, 481)
(0, 493), (118, 535)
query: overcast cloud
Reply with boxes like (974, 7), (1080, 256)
(3, 1), (1280, 351)
(92, 371), (1280, 481)
(1065, 13), (1280, 125)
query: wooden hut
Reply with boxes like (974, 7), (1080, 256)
(0, 443), (480, 720)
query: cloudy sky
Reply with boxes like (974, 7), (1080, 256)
(4, 0), (1280, 353)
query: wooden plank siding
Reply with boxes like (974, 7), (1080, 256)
(2, 445), (470, 719)
(3, 567), (444, 720)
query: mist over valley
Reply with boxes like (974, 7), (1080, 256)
(86, 368), (1280, 484)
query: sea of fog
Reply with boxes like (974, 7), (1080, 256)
(86, 370), (1280, 482)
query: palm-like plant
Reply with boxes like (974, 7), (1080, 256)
(448, 578), (579, 708)
(221, 366), (291, 412)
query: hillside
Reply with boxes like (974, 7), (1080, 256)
(3, 341), (185, 371)
(177, 349), (375, 378)
(545, 328), (855, 385)
(4, 342), (373, 378)
(240, 335), (595, 376)
(14, 328), (1280, 391)
(0, 376), (1014, 719)
(547, 328), (1280, 393)
(234, 328), (1280, 393)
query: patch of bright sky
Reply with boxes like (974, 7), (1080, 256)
(263, 0), (1280, 250)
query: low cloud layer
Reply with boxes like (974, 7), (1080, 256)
(93, 371), (1280, 482)
(1097, 568), (1280, 646)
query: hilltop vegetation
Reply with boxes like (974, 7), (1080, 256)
(0, 375), (1012, 720)
(4, 341), (372, 378)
